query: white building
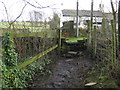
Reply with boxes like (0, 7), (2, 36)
(61, 9), (114, 29)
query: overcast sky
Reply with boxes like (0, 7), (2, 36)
(0, 0), (119, 21)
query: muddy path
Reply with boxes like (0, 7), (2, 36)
(28, 51), (95, 88)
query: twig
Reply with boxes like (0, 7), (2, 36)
(23, 0), (56, 9)
(110, 0), (116, 20)
(1, 1), (27, 28)
(33, 0), (42, 7)
(2, 2), (10, 23)
(9, 4), (27, 26)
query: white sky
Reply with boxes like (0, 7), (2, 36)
(0, 0), (119, 21)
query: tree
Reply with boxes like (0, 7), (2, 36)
(29, 10), (43, 22)
(118, 0), (120, 50)
(49, 13), (60, 30)
(29, 10), (44, 27)
(1, 1), (27, 29)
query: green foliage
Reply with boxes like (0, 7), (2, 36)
(2, 32), (28, 88)
(65, 37), (87, 43)
(1, 32), (52, 88)
(84, 66), (119, 88)
(49, 13), (60, 29)
(85, 18), (119, 87)
(2, 32), (17, 67)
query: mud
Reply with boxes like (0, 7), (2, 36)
(28, 51), (95, 88)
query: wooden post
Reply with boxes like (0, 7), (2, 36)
(111, 20), (117, 68)
(91, 0), (93, 30)
(76, 0), (79, 37)
(93, 26), (97, 57)
(90, 0), (93, 48)
(86, 20), (91, 47)
(58, 28), (61, 55)
(102, 19), (106, 40)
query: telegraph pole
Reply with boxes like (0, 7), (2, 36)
(91, 0), (93, 32)
(76, 0), (79, 37)
(118, 0), (120, 50)
(89, 0), (93, 45)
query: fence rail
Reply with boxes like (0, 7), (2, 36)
(1, 29), (60, 69)
(16, 44), (58, 69)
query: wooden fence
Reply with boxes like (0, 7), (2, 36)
(87, 19), (118, 69)
(1, 29), (61, 69)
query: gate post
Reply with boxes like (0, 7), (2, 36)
(58, 28), (61, 55)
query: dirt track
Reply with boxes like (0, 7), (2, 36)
(28, 51), (95, 88)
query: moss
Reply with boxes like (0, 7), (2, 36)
(65, 37), (87, 43)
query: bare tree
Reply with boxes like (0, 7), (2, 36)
(29, 10), (44, 27)
(110, 0), (118, 66)
(110, 0), (117, 20)
(1, 1), (27, 29)
(118, 0), (120, 50)
(49, 13), (60, 30)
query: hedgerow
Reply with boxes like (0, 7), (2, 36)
(1, 32), (52, 88)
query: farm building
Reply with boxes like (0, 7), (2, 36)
(61, 9), (115, 29)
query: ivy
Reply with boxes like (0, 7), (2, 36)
(2, 32), (17, 67)
(2, 32), (27, 88)
(1, 32), (52, 88)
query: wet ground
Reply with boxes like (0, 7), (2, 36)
(28, 51), (95, 88)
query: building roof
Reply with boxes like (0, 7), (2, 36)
(62, 9), (102, 17)
(62, 9), (114, 19)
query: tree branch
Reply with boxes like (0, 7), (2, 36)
(10, 4), (27, 26)
(1, 1), (27, 28)
(23, 0), (56, 9)
(2, 2), (10, 23)
(110, 0), (116, 20)
(33, 0), (42, 7)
